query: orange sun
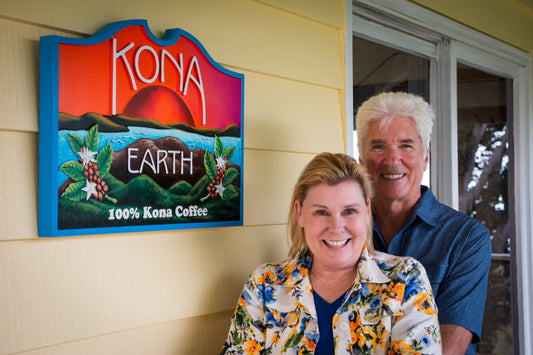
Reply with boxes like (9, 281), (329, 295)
(122, 85), (195, 126)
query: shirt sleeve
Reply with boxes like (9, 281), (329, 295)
(390, 259), (442, 354)
(220, 274), (266, 354)
(435, 222), (492, 341)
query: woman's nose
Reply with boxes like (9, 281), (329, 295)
(329, 215), (345, 232)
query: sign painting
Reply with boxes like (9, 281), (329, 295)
(39, 20), (244, 236)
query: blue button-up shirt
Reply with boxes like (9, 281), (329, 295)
(373, 186), (491, 355)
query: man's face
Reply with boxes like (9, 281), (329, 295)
(360, 115), (428, 206)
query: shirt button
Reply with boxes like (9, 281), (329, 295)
(339, 323), (349, 332)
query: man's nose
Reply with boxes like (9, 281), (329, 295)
(383, 147), (401, 165)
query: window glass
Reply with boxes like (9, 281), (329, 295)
(457, 62), (513, 353)
(352, 36), (430, 186)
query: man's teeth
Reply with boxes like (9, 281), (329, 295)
(383, 173), (404, 179)
(325, 240), (349, 248)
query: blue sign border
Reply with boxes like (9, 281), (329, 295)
(39, 19), (244, 237)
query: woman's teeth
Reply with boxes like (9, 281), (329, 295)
(324, 239), (349, 248)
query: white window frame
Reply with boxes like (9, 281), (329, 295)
(345, 0), (533, 353)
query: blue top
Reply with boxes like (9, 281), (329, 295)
(312, 290), (346, 355)
(373, 186), (491, 355)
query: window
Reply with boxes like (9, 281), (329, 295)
(457, 63), (513, 353)
(352, 36), (430, 186)
(348, 1), (533, 353)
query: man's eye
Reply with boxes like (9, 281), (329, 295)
(371, 144), (384, 150)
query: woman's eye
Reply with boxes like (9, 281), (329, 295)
(314, 210), (329, 216)
(343, 208), (357, 215)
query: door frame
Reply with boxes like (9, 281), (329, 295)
(345, 0), (533, 353)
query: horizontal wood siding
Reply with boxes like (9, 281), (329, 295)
(0, 0), (346, 353)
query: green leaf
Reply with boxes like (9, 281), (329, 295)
(222, 184), (239, 200)
(214, 136), (224, 157)
(59, 161), (85, 181)
(86, 125), (99, 151)
(234, 305), (252, 327)
(223, 146), (235, 161)
(60, 180), (86, 201)
(97, 141), (113, 175)
(283, 330), (304, 352)
(222, 167), (239, 185)
(204, 150), (217, 180)
(232, 331), (243, 346)
(104, 194), (117, 204)
(67, 134), (84, 155)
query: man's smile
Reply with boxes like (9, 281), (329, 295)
(381, 173), (406, 180)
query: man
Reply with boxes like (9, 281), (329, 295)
(356, 92), (491, 355)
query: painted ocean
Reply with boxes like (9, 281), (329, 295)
(57, 127), (242, 189)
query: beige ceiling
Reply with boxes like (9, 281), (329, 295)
(518, 0), (533, 10)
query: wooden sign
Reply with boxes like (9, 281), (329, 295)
(39, 20), (244, 236)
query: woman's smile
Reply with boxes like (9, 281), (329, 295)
(323, 238), (351, 248)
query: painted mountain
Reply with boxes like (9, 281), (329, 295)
(58, 112), (241, 137)
(56, 114), (241, 230)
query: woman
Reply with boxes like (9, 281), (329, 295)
(221, 153), (441, 354)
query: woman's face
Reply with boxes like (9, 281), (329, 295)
(294, 181), (370, 272)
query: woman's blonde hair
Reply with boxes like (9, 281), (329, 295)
(287, 152), (374, 259)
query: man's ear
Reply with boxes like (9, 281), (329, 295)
(357, 148), (366, 164)
(423, 148), (430, 171)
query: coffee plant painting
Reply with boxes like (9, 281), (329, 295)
(39, 20), (244, 236)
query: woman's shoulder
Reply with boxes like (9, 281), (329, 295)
(372, 249), (420, 264)
(249, 257), (311, 283)
(371, 250), (427, 280)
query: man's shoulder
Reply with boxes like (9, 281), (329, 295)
(419, 188), (489, 234)
(433, 199), (481, 222)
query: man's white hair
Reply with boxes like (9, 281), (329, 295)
(356, 92), (435, 157)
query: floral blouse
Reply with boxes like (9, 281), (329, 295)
(220, 247), (441, 354)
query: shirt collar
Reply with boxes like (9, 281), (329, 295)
(410, 186), (443, 228)
(356, 247), (391, 284)
(283, 246), (391, 287)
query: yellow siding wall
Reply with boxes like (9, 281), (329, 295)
(0, 0), (345, 354)
(2, 0), (531, 354)
(410, 0), (533, 54)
